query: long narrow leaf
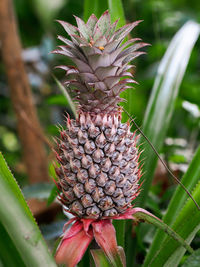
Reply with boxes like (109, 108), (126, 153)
(144, 181), (200, 266)
(83, 0), (108, 22)
(108, 0), (126, 28)
(144, 145), (200, 265)
(0, 153), (56, 267)
(137, 21), (200, 207)
(0, 222), (25, 267)
(52, 74), (77, 118)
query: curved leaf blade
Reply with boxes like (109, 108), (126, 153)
(145, 181), (200, 266)
(0, 152), (56, 267)
(144, 145), (200, 266)
(0, 222), (25, 267)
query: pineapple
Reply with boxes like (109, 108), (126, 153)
(53, 11), (150, 266)
(53, 11), (147, 220)
(53, 12), (194, 267)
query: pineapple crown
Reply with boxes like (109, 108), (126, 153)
(53, 11), (148, 113)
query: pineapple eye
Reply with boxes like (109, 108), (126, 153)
(98, 46), (104, 50)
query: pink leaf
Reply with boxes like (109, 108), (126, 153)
(92, 220), (123, 266)
(55, 220), (93, 267)
(81, 218), (95, 233)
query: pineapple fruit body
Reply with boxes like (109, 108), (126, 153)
(53, 11), (147, 220)
(56, 111), (140, 219)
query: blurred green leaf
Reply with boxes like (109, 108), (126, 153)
(108, 0), (126, 28)
(144, 145), (200, 266)
(83, 0), (108, 21)
(31, 0), (65, 29)
(47, 185), (59, 206)
(0, 152), (56, 267)
(182, 249), (200, 267)
(169, 154), (187, 163)
(49, 162), (58, 180)
(47, 163), (59, 206)
(138, 21), (200, 208)
(46, 95), (69, 106)
(1, 131), (19, 152)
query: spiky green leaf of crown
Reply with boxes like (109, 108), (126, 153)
(52, 10), (148, 113)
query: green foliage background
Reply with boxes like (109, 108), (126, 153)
(0, 0), (200, 266)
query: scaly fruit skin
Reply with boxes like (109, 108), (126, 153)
(55, 111), (140, 219)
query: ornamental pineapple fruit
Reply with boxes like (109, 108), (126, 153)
(53, 11), (147, 219)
